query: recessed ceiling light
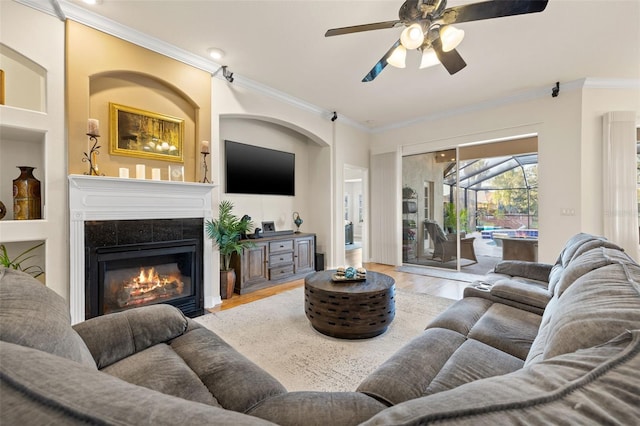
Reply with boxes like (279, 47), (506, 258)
(207, 48), (224, 60)
(82, 0), (103, 5)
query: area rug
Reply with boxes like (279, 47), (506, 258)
(194, 287), (454, 392)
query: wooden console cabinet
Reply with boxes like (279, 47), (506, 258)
(231, 233), (315, 294)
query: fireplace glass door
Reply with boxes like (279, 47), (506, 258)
(97, 241), (197, 315)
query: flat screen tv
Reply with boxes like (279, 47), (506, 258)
(225, 140), (295, 196)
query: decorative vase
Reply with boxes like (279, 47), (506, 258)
(0, 200), (6, 220)
(220, 269), (236, 300)
(293, 212), (303, 233)
(13, 166), (41, 220)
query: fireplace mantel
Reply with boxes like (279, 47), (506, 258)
(68, 174), (217, 324)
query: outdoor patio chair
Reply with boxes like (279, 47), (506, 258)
(424, 220), (478, 265)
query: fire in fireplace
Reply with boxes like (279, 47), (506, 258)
(104, 265), (188, 313)
(85, 219), (204, 319)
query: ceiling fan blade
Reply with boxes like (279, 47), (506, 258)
(432, 37), (467, 75)
(362, 40), (402, 82)
(443, 0), (548, 24)
(325, 20), (401, 37)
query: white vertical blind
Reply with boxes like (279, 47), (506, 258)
(371, 152), (400, 265)
(602, 111), (639, 261)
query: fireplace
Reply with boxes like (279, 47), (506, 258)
(85, 219), (204, 319)
(69, 175), (216, 324)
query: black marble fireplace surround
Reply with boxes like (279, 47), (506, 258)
(84, 218), (204, 319)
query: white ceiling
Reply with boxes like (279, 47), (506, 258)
(59, 0), (639, 130)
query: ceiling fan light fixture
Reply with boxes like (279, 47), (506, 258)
(387, 45), (407, 68)
(419, 48), (440, 69)
(440, 26), (465, 52)
(400, 23), (424, 50)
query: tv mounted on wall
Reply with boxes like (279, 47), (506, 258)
(225, 140), (295, 196)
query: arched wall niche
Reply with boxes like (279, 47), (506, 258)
(86, 70), (199, 180)
(218, 114), (331, 255)
(221, 113), (330, 148)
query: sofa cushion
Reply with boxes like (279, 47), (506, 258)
(357, 324), (526, 406)
(422, 338), (523, 396)
(539, 262), (640, 362)
(73, 303), (189, 369)
(489, 279), (550, 309)
(0, 267), (95, 367)
(492, 260), (553, 283)
(426, 297), (493, 336)
(103, 343), (219, 406)
(360, 330), (640, 426)
(246, 391), (387, 426)
(466, 303), (541, 360)
(169, 323), (287, 413)
(0, 341), (276, 425)
(555, 247), (635, 298)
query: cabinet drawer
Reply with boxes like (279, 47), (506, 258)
(270, 265), (294, 280)
(269, 240), (293, 253)
(269, 252), (293, 266)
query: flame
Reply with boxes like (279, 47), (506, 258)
(123, 267), (184, 299)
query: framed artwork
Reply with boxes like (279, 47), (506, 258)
(261, 221), (275, 232)
(109, 103), (184, 162)
(168, 165), (184, 182)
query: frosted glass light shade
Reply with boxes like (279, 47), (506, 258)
(387, 45), (407, 68)
(440, 26), (465, 52)
(400, 23), (424, 50)
(419, 49), (440, 69)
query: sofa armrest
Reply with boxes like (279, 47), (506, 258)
(490, 280), (551, 309)
(73, 304), (188, 369)
(493, 260), (553, 283)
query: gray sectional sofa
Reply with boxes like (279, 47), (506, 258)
(1, 233), (639, 425)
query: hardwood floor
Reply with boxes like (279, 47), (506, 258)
(208, 262), (468, 313)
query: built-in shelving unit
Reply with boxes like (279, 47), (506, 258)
(0, 1), (66, 294)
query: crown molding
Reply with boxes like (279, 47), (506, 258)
(583, 78), (640, 90)
(16, 0), (367, 131)
(371, 77), (640, 134)
(372, 79), (590, 134)
(12, 1), (640, 136)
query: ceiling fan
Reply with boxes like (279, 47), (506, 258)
(325, 0), (549, 82)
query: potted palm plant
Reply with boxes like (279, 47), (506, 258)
(205, 200), (254, 299)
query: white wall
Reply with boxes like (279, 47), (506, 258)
(371, 81), (639, 263)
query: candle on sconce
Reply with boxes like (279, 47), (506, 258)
(87, 118), (100, 136)
(119, 168), (129, 178)
(201, 140), (210, 154)
(136, 164), (146, 179)
(151, 168), (161, 180)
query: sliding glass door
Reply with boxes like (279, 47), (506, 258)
(401, 137), (539, 272)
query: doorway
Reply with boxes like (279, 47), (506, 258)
(344, 165), (368, 267)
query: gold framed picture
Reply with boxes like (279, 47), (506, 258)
(109, 103), (184, 162)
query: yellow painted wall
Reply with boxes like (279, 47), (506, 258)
(66, 21), (211, 181)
